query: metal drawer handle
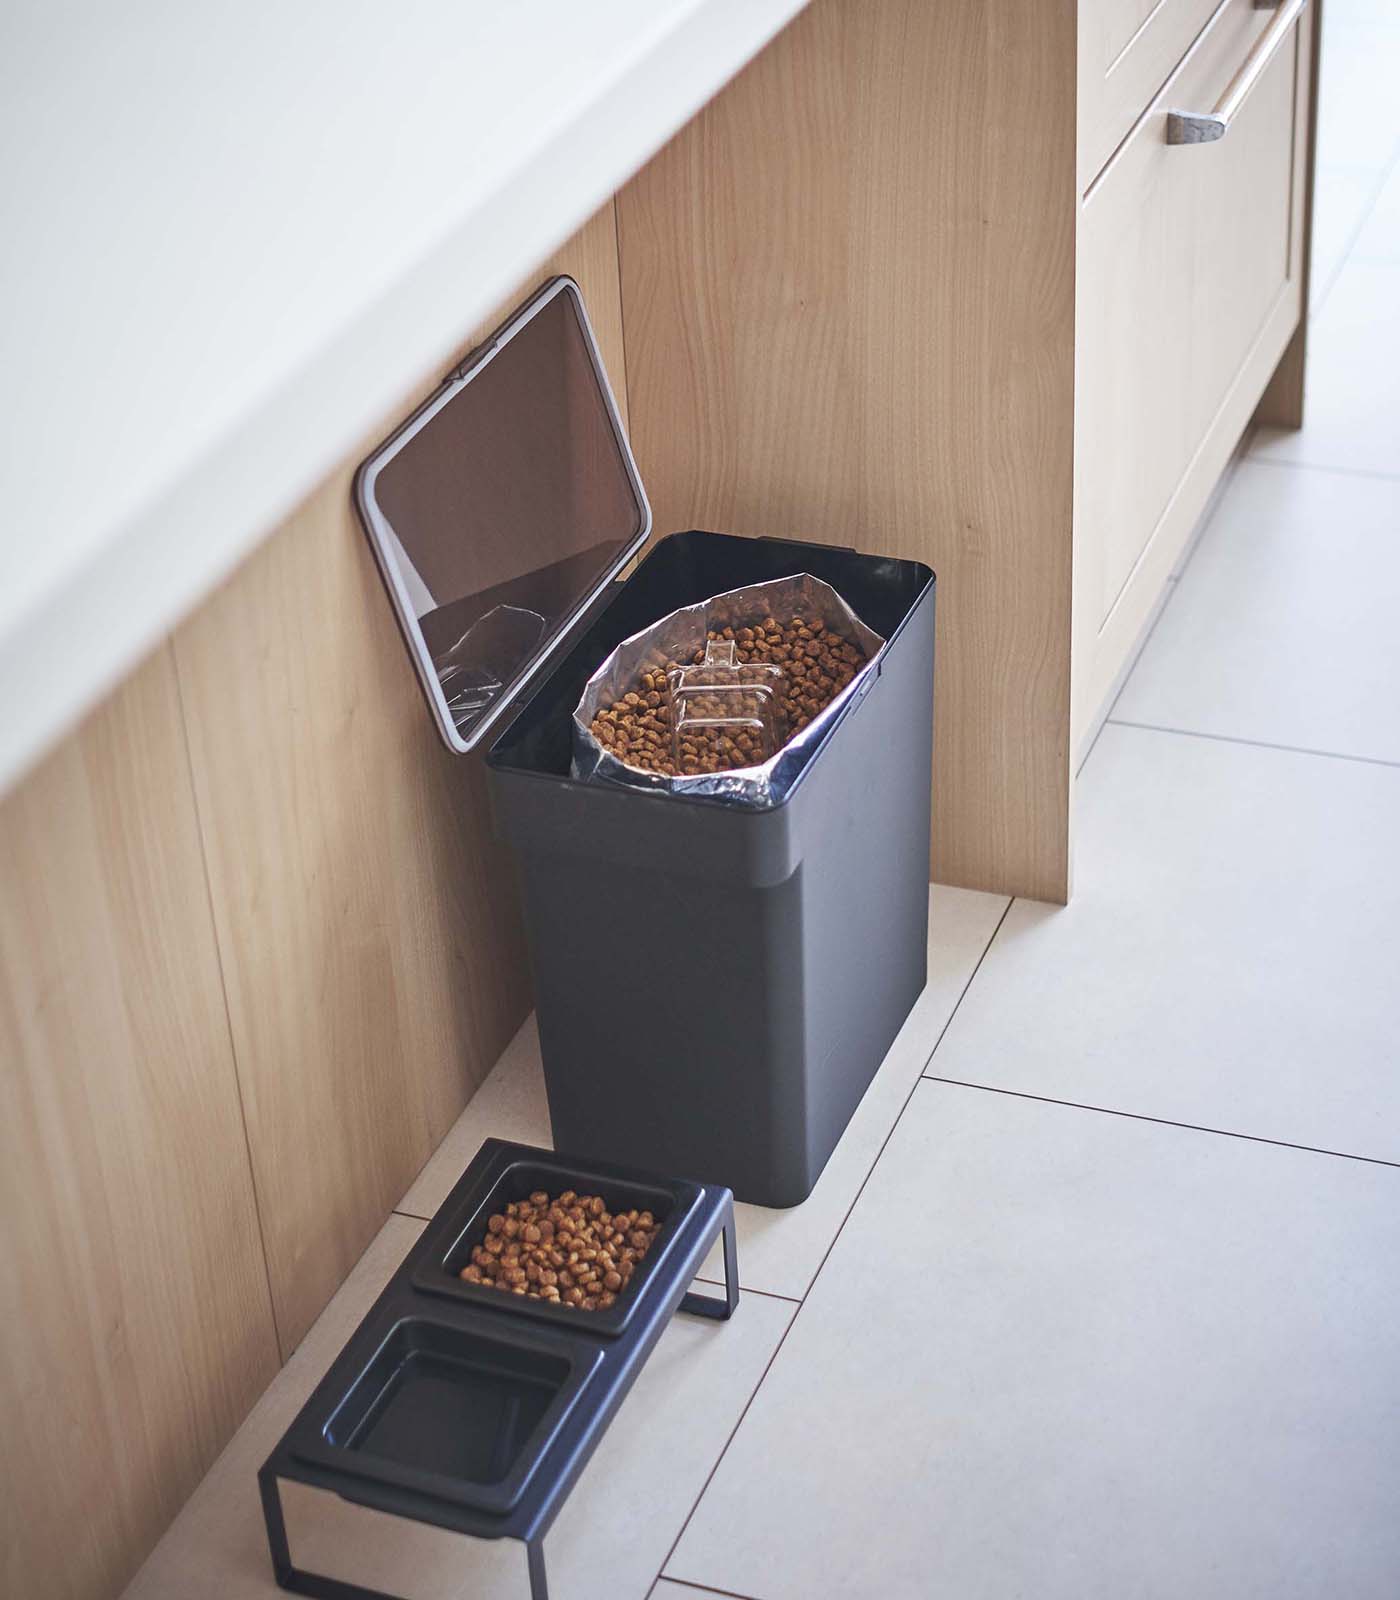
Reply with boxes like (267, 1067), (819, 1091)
(1166, 0), (1306, 144)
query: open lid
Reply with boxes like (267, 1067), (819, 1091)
(356, 276), (652, 753)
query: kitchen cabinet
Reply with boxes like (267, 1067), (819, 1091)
(621, 0), (1319, 896)
(1075, 0), (1315, 755)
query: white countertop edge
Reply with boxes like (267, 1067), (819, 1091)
(0, 0), (807, 795)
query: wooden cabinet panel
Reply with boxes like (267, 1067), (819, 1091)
(0, 203), (628, 1600)
(1075, 0), (1310, 744)
(0, 647), (280, 1600)
(1079, 0), (1221, 188)
(616, 0), (1079, 903)
(172, 202), (628, 1352)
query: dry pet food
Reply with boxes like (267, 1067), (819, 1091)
(588, 614), (866, 776)
(573, 571), (885, 805)
(457, 1190), (661, 1310)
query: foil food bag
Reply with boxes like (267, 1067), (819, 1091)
(572, 573), (885, 806)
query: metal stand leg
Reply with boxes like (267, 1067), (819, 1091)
(679, 1202), (740, 1321)
(261, 1467), (466, 1600)
(260, 1471), (294, 1587)
(527, 1535), (549, 1600)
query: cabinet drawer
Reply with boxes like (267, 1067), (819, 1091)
(1077, 0), (1306, 655)
(1079, 0), (1220, 189)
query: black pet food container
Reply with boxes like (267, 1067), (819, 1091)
(356, 277), (935, 1207)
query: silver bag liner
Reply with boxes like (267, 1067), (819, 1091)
(573, 572), (885, 806)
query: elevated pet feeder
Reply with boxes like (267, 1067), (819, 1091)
(259, 1138), (738, 1600)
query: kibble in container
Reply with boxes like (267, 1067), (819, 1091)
(573, 573), (884, 806)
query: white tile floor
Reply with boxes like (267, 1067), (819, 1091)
(670, 1085), (1400, 1600)
(124, 12), (1400, 1599)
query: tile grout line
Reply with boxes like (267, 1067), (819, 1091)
(643, 1278), (795, 1591)
(793, 898), (1017, 1287)
(648, 1578), (765, 1600)
(921, 1074), (1400, 1173)
(693, 1280), (801, 1307)
(1246, 453), (1400, 486)
(1107, 716), (1400, 772)
(646, 899), (1015, 1594)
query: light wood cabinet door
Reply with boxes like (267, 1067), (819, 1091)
(1079, 0), (1220, 188)
(1075, 0), (1310, 743)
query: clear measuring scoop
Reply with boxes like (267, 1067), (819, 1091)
(667, 638), (789, 773)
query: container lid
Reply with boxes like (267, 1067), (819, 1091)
(356, 276), (652, 753)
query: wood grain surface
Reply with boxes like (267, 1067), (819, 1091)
(616, 0), (1079, 901)
(0, 204), (628, 1600)
(0, 647), (281, 1600)
(171, 202), (628, 1353)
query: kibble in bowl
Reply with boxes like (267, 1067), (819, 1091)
(456, 1189), (661, 1311)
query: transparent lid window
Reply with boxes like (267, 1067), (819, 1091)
(358, 279), (650, 751)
